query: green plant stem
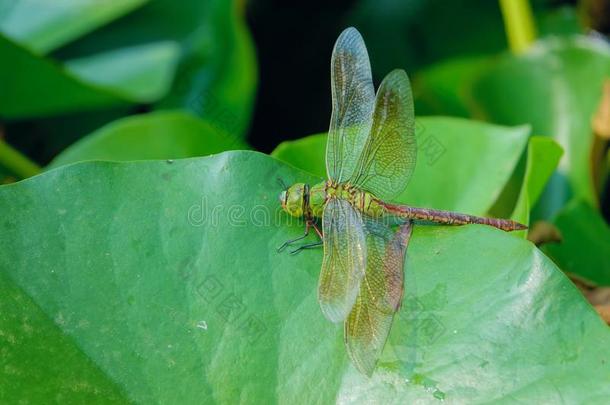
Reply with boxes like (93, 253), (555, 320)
(499, 0), (537, 54)
(0, 139), (41, 179)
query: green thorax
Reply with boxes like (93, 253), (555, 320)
(281, 181), (385, 219)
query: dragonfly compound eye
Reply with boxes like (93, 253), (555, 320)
(283, 183), (305, 217)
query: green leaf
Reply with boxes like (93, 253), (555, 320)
(0, 0), (148, 54)
(0, 139), (41, 179)
(543, 199), (610, 286)
(48, 111), (247, 169)
(536, 5), (582, 37)
(65, 41), (180, 103)
(471, 36), (610, 215)
(56, 0), (258, 138)
(0, 33), (122, 119)
(0, 34), (180, 119)
(346, 0), (580, 76)
(0, 165), (10, 184)
(272, 133), (327, 178)
(346, 0), (507, 75)
(155, 0), (257, 137)
(272, 117), (530, 215)
(1, 151), (609, 402)
(511, 136), (564, 229)
(414, 56), (490, 117)
(413, 5), (582, 117)
(0, 272), (126, 402)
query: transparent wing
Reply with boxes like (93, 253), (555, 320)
(349, 69), (416, 201)
(345, 219), (413, 376)
(326, 27), (375, 183)
(318, 198), (367, 323)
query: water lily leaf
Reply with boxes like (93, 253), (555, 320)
(414, 56), (490, 117)
(0, 34), (180, 119)
(56, 0), (257, 138)
(0, 0), (148, 54)
(0, 151), (609, 402)
(272, 133), (326, 178)
(543, 199), (610, 286)
(48, 111), (247, 169)
(511, 136), (564, 229)
(0, 33), (122, 119)
(0, 0), (255, 140)
(0, 271), (126, 401)
(155, 0), (257, 137)
(272, 117), (530, 215)
(65, 41), (180, 103)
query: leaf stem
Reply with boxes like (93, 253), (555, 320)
(499, 0), (537, 54)
(0, 138), (41, 179)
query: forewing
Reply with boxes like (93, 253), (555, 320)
(349, 69), (416, 200)
(318, 198), (367, 323)
(326, 27), (375, 183)
(345, 219), (413, 376)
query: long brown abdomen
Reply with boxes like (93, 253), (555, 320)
(381, 202), (527, 232)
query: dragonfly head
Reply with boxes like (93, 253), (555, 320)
(279, 183), (308, 217)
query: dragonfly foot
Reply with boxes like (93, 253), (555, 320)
(277, 232), (309, 253)
(278, 219), (321, 253)
(290, 241), (323, 255)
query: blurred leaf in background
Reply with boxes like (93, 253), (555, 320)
(0, 0), (256, 177)
(470, 37), (610, 216)
(543, 199), (610, 285)
(0, 0), (148, 54)
(50, 0), (257, 137)
(511, 136), (564, 228)
(0, 33), (180, 118)
(48, 111), (247, 169)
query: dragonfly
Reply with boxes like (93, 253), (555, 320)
(278, 27), (526, 377)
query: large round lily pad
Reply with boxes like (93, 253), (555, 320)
(0, 151), (609, 402)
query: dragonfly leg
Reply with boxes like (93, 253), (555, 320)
(277, 220), (311, 252)
(290, 241), (323, 255)
(311, 221), (323, 239)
